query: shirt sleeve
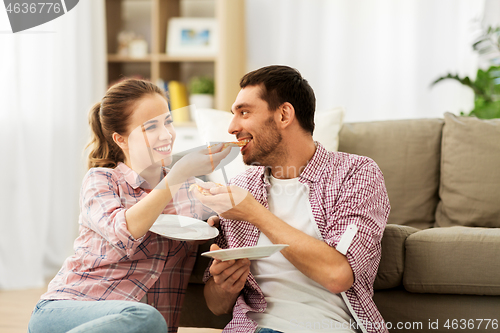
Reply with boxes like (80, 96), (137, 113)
(80, 169), (144, 256)
(322, 158), (390, 286)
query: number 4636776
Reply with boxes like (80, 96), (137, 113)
(443, 319), (498, 330)
(6, 3), (62, 14)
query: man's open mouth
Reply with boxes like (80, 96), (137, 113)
(239, 138), (252, 151)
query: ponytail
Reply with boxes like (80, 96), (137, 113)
(85, 79), (167, 169)
(86, 102), (121, 169)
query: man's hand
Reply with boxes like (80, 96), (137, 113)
(207, 215), (220, 228)
(193, 185), (263, 222)
(209, 244), (250, 293)
(204, 244), (251, 315)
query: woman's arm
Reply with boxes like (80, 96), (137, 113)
(125, 144), (231, 239)
(124, 173), (183, 239)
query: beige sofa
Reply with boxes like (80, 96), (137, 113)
(179, 112), (500, 332)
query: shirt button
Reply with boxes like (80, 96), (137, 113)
(160, 252), (165, 256)
(253, 229), (259, 234)
(151, 274), (157, 279)
(151, 303), (155, 307)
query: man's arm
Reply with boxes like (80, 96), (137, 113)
(198, 186), (354, 294)
(203, 244), (250, 315)
(244, 204), (354, 294)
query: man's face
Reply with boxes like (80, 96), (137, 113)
(229, 85), (285, 166)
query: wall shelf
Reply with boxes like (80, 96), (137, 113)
(105, 0), (246, 112)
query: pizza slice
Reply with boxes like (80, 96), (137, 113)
(207, 139), (251, 151)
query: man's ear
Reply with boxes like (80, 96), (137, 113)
(278, 102), (295, 129)
(112, 132), (128, 150)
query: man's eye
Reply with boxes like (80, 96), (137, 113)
(241, 111), (248, 115)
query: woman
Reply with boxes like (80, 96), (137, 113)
(28, 79), (229, 333)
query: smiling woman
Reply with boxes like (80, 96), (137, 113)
(26, 78), (231, 333)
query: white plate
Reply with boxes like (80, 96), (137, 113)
(201, 244), (289, 261)
(150, 214), (219, 241)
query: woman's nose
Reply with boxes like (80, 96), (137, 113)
(159, 125), (173, 141)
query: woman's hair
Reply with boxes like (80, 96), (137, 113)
(86, 78), (166, 169)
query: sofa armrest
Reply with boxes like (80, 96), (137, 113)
(374, 224), (420, 290)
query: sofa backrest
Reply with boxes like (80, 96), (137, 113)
(435, 113), (500, 228)
(338, 118), (444, 229)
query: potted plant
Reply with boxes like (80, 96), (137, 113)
(188, 76), (215, 110)
(431, 26), (500, 119)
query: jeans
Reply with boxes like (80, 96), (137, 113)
(28, 299), (168, 333)
(255, 329), (283, 333)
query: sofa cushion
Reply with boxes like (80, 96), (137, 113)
(338, 119), (443, 229)
(404, 226), (500, 295)
(435, 112), (500, 228)
(374, 224), (420, 290)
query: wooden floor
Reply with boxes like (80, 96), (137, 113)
(0, 287), (221, 333)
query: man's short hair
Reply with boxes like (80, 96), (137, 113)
(240, 65), (316, 135)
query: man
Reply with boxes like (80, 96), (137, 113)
(195, 65), (390, 333)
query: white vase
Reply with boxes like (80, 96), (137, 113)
(189, 94), (214, 120)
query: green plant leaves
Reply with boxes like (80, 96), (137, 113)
(431, 67), (500, 119)
(430, 25), (500, 119)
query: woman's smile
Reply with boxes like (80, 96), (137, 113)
(153, 144), (172, 155)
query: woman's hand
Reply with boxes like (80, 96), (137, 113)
(169, 144), (231, 184)
(158, 144), (231, 190)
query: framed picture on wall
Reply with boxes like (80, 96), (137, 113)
(166, 18), (218, 56)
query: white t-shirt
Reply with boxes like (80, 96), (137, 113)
(248, 175), (357, 332)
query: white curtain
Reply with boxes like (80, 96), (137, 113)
(246, 0), (487, 122)
(0, 1), (106, 289)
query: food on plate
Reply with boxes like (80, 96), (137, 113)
(189, 183), (224, 196)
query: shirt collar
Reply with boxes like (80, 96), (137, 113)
(258, 141), (330, 185)
(116, 162), (145, 189)
(115, 162), (169, 189)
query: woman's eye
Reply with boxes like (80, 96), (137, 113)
(165, 119), (173, 125)
(145, 125), (156, 131)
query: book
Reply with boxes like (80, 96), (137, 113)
(168, 80), (190, 123)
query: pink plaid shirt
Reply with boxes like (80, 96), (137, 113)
(204, 143), (390, 333)
(42, 162), (213, 333)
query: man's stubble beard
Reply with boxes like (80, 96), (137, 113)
(243, 115), (286, 167)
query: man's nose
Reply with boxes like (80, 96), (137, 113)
(228, 116), (240, 136)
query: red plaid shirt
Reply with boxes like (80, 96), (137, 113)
(42, 162), (212, 333)
(204, 143), (390, 333)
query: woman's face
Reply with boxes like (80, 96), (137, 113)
(124, 93), (176, 175)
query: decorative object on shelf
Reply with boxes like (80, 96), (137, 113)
(188, 76), (214, 120)
(128, 36), (148, 58)
(166, 18), (218, 56)
(117, 31), (136, 56)
(431, 26), (500, 119)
